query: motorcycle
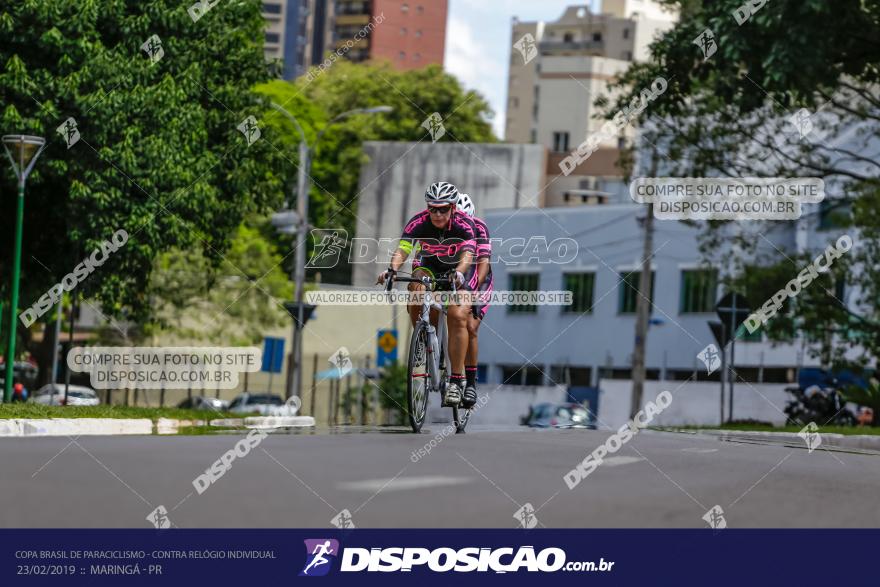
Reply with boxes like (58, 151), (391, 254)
(783, 381), (857, 427)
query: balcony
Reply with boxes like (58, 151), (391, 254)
(335, 13), (371, 27)
(539, 40), (605, 55)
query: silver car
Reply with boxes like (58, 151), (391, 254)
(32, 384), (100, 406)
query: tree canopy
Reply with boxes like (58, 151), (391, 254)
(604, 0), (880, 369)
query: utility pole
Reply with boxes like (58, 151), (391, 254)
(630, 150), (657, 419)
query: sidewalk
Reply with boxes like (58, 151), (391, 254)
(686, 429), (880, 453)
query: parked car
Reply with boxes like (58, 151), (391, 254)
(177, 396), (230, 411)
(522, 402), (594, 429)
(228, 393), (285, 415)
(32, 384), (100, 406)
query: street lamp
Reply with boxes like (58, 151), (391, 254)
(269, 103), (392, 401)
(2, 135), (46, 403)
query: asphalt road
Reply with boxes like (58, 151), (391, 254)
(2, 425), (878, 528)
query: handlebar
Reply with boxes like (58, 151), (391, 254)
(384, 274), (457, 293)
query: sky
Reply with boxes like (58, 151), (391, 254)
(443, 0), (600, 140)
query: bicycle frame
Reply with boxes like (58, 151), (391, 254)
(388, 274), (455, 393)
(418, 284), (448, 393)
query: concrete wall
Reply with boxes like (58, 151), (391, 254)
(427, 384), (567, 426)
(352, 141), (546, 286)
(596, 379), (791, 430)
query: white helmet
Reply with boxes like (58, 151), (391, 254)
(424, 181), (459, 205)
(457, 193), (475, 217)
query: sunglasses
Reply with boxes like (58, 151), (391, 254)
(428, 205), (453, 215)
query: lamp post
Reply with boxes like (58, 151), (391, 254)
(2, 135), (46, 403)
(269, 104), (392, 401)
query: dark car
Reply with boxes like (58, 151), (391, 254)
(522, 402), (594, 429)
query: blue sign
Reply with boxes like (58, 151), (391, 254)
(261, 337), (285, 373)
(376, 329), (398, 367)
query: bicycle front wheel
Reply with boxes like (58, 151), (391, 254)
(407, 321), (431, 433)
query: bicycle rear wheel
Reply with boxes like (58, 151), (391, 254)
(407, 322), (431, 433)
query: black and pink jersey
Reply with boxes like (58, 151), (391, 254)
(471, 216), (491, 260)
(399, 209), (477, 271)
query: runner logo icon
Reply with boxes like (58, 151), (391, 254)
(300, 539), (339, 576)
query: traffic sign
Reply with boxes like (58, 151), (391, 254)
(261, 337), (285, 373)
(376, 329), (398, 367)
(283, 302), (317, 328)
(707, 321), (729, 347)
(715, 292), (751, 334)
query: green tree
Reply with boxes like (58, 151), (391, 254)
(143, 218), (293, 346)
(603, 0), (880, 370)
(259, 61), (496, 283)
(0, 1), (286, 376)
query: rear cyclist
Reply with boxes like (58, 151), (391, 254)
(376, 181), (478, 407)
(456, 193), (493, 407)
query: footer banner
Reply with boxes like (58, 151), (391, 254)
(2, 529), (876, 585)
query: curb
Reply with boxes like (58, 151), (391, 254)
(690, 429), (880, 452)
(244, 416), (316, 428)
(0, 416), (316, 437)
(208, 416), (316, 428)
(0, 418), (153, 437)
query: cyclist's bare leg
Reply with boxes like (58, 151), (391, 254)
(407, 268), (431, 327)
(447, 302), (471, 376)
(465, 314), (480, 365)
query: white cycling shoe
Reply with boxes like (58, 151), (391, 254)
(443, 381), (463, 407)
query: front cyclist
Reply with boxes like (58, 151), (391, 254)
(376, 182), (478, 407)
(456, 193), (493, 408)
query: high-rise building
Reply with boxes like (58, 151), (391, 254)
(333, 0), (447, 69)
(262, 0), (335, 80)
(263, 1), (446, 79)
(505, 1), (678, 207)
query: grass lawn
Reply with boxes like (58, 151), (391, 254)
(664, 423), (880, 436)
(0, 403), (236, 422)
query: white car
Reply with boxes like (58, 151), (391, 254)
(32, 384), (100, 406)
(228, 393), (295, 416)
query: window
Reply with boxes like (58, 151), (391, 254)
(413, 52), (420, 61)
(415, 29), (422, 38)
(599, 367), (660, 380)
(264, 32), (280, 43)
(549, 366), (592, 386)
(476, 365), (488, 384)
(563, 32), (574, 42)
(399, 51), (406, 60)
(552, 131), (570, 152)
(417, 5), (424, 13)
(622, 28), (630, 39)
(262, 3), (281, 14)
(510, 97), (519, 108)
(618, 270), (654, 314)
(818, 199), (851, 230)
(622, 50), (632, 60)
(530, 129), (537, 143)
(502, 365), (544, 385)
(508, 273), (539, 314)
(401, 3), (409, 12)
(400, 27), (407, 35)
(680, 269), (717, 313)
(563, 272), (595, 313)
(592, 32), (602, 42)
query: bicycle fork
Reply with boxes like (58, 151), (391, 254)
(425, 324), (441, 389)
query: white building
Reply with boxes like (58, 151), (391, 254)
(505, 1), (678, 207)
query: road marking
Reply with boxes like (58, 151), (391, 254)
(682, 448), (719, 453)
(600, 456), (644, 467)
(337, 475), (473, 492)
